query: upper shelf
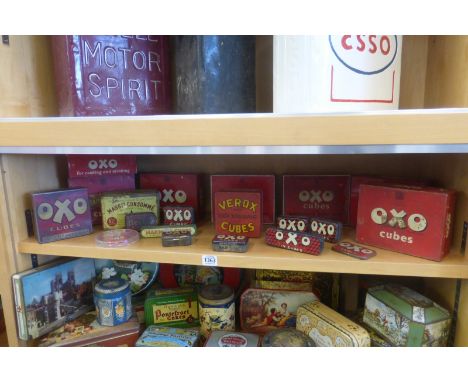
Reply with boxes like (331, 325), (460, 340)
(1, 108), (468, 154)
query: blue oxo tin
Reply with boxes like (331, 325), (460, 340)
(94, 278), (132, 326)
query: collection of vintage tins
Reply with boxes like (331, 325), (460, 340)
(94, 278), (133, 327)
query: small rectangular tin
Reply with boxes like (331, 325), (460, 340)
(141, 224), (197, 238)
(276, 215), (309, 232)
(309, 217), (343, 243)
(31, 188), (93, 243)
(212, 234), (249, 253)
(101, 191), (159, 230)
(67, 155), (137, 177)
(136, 326), (200, 347)
(163, 206), (195, 225)
(296, 301), (371, 347)
(125, 212), (157, 231)
(265, 227), (324, 255)
(204, 330), (260, 347)
(332, 241), (377, 260)
(162, 231), (193, 247)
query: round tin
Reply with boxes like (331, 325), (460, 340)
(262, 328), (316, 347)
(94, 278), (132, 326)
(198, 284), (235, 341)
(95, 229), (139, 248)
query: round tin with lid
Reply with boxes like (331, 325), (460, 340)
(198, 284), (235, 341)
(262, 328), (316, 347)
(94, 278), (132, 326)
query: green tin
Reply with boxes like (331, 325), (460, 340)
(363, 284), (451, 347)
(144, 287), (199, 328)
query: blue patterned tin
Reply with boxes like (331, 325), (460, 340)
(94, 278), (132, 326)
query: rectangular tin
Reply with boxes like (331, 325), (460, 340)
(363, 284), (451, 347)
(252, 280), (314, 292)
(296, 301), (370, 347)
(309, 217), (343, 243)
(101, 191), (160, 230)
(265, 227), (324, 255)
(125, 212), (158, 231)
(276, 215), (309, 232)
(282, 175), (350, 223)
(355, 184), (456, 261)
(214, 190), (262, 238)
(255, 269), (316, 283)
(144, 288), (199, 328)
(32, 188), (93, 243)
(239, 288), (318, 335)
(136, 326), (200, 347)
(204, 330), (260, 347)
(211, 175), (275, 224)
(212, 234), (249, 253)
(162, 231), (193, 247)
(163, 206), (195, 225)
(67, 155), (137, 177)
(141, 224), (197, 238)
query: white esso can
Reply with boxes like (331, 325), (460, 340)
(273, 35), (402, 113)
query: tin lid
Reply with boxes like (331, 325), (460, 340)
(261, 328), (316, 347)
(199, 284), (234, 305)
(95, 278), (130, 295)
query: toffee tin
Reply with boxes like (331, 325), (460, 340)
(94, 278), (132, 326)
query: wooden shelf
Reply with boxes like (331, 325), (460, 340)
(18, 224), (468, 279)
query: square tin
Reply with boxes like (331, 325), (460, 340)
(212, 234), (249, 253)
(67, 155), (137, 177)
(162, 231), (193, 247)
(31, 188), (93, 243)
(265, 227), (324, 255)
(309, 217), (343, 243)
(125, 212), (158, 231)
(163, 206), (195, 225)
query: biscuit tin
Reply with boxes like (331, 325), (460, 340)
(356, 184), (456, 261)
(144, 288), (199, 328)
(67, 155), (138, 178)
(276, 216), (309, 232)
(32, 188), (93, 243)
(252, 280), (314, 292)
(296, 301), (370, 347)
(240, 288), (318, 334)
(363, 284), (451, 346)
(199, 284), (235, 341)
(101, 191), (159, 230)
(265, 228), (324, 255)
(261, 328), (316, 347)
(205, 330), (260, 347)
(211, 175), (275, 224)
(163, 206), (195, 225)
(162, 230), (193, 246)
(309, 218), (342, 243)
(125, 212), (157, 231)
(141, 224), (197, 238)
(94, 278), (132, 326)
(212, 234), (249, 253)
(283, 175), (350, 223)
(136, 326), (200, 347)
(214, 190), (262, 238)
(12, 257), (96, 340)
(37, 311), (140, 347)
(255, 269), (316, 283)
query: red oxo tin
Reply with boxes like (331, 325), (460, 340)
(265, 228), (324, 255)
(309, 218), (343, 243)
(332, 242), (377, 260)
(356, 185), (456, 262)
(276, 216), (309, 232)
(67, 155), (137, 178)
(214, 191), (262, 238)
(163, 206), (195, 225)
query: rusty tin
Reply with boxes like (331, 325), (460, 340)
(162, 230), (193, 247)
(212, 234), (249, 253)
(265, 227), (324, 255)
(163, 206), (195, 225)
(309, 217), (343, 243)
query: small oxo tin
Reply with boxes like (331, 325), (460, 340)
(265, 227), (324, 255)
(141, 224), (197, 238)
(212, 234), (249, 253)
(276, 216), (309, 232)
(125, 212), (157, 231)
(163, 206), (195, 225)
(332, 241), (377, 260)
(162, 230), (193, 247)
(309, 217), (343, 243)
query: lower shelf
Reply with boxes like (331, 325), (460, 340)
(18, 224), (468, 279)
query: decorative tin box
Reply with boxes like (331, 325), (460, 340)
(214, 190), (262, 238)
(12, 258), (96, 340)
(67, 155), (137, 178)
(101, 191), (160, 230)
(211, 175), (275, 224)
(252, 280), (314, 292)
(37, 311), (140, 347)
(212, 234), (249, 253)
(141, 224), (197, 238)
(363, 284), (451, 346)
(276, 216), (309, 232)
(52, 36), (171, 116)
(265, 227), (324, 255)
(262, 328), (316, 347)
(139, 173), (202, 218)
(240, 288), (318, 334)
(283, 175), (350, 223)
(94, 278), (132, 326)
(356, 184), (456, 261)
(125, 212), (157, 231)
(309, 218), (343, 243)
(255, 269), (316, 283)
(163, 206), (195, 225)
(162, 230), (193, 247)
(136, 326), (200, 347)
(32, 188), (93, 243)
(205, 330), (260, 347)
(296, 301), (371, 347)
(144, 288), (199, 328)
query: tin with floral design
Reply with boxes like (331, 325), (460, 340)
(94, 278), (132, 326)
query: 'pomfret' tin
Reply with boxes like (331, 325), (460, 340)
(94, 278), (132, 326)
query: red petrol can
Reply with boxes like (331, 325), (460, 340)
(355, 185), (456, 261)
